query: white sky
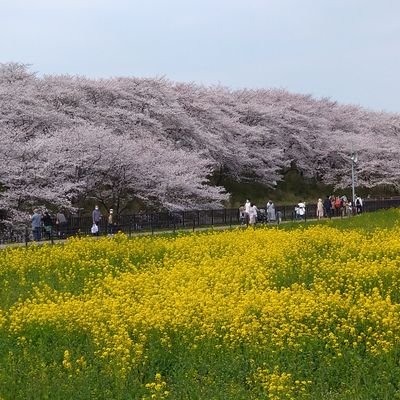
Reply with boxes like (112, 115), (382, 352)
(1, 0), (399, 113)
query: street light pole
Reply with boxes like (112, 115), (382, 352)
(351, 151), (358, 205)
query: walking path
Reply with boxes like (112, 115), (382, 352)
(0, 216), (347, 251)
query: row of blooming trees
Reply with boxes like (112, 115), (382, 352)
(0, 62), (399, 221)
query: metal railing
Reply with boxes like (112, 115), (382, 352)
(1, 197), (400, 246)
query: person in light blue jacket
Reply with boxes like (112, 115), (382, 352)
(31, 209), (42, 241)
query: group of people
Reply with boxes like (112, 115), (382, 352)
(92, 205), (117, 236)
(296, 195), (363, 221)
(31, 209), (67, 241)
(316, 195), (363, 219)
(239, 198), (307, 226)
(239, 199), (279, 227)
(294, 201), (306, 220)
(30, 204), (118, 241)
(238, 194), (364, 228)
(239, 200), (256, 226)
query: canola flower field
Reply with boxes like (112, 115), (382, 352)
(1, 210), (400, 399)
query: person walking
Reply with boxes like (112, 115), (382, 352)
(239, 205), (246, 226)
(244, 199), (251, 227)
(330, 196), (336, 217)
(266, 200), (276, 223)
(107, 208), (116, 235)
(31, 209), (42, 241)
(297, 201), (306, 220)
(355, 195), (363, 214)
(92, 205), (102, 235)
(316, 198), (324, 220)
(42, 210), (53, 240)
(56, 211), (67, 237)
(323, 196), (332, 218)
(248, 203), (258, 227)
(334, 196), (342, 217)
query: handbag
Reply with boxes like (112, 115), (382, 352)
(91, 223), (98, 234)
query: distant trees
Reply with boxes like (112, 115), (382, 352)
(0, 62), (399, 221)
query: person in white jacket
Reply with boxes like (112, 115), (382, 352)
(316, 198), (324, 220)
(297, 201), (306, 220)
(266, 200), (276, 223)
(244, 199), (251, 226)
(248, 203), (258, 226)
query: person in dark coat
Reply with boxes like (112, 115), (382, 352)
(323, 196), (332, 219)
(92, 205), (102, 235)
(42, 210), (53, 240)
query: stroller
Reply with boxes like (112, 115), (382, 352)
(257, 208), (268, 223)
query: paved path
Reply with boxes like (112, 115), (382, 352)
(0, 216), (346, 251)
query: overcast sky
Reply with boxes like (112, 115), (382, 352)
(1, 0), (399, 113)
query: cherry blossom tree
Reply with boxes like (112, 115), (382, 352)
(41, 126), (228, 213)
(0, 123), (228, 219)
(1, 62), (399, 223)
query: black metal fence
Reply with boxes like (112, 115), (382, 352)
(1, 197), (400, 246)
